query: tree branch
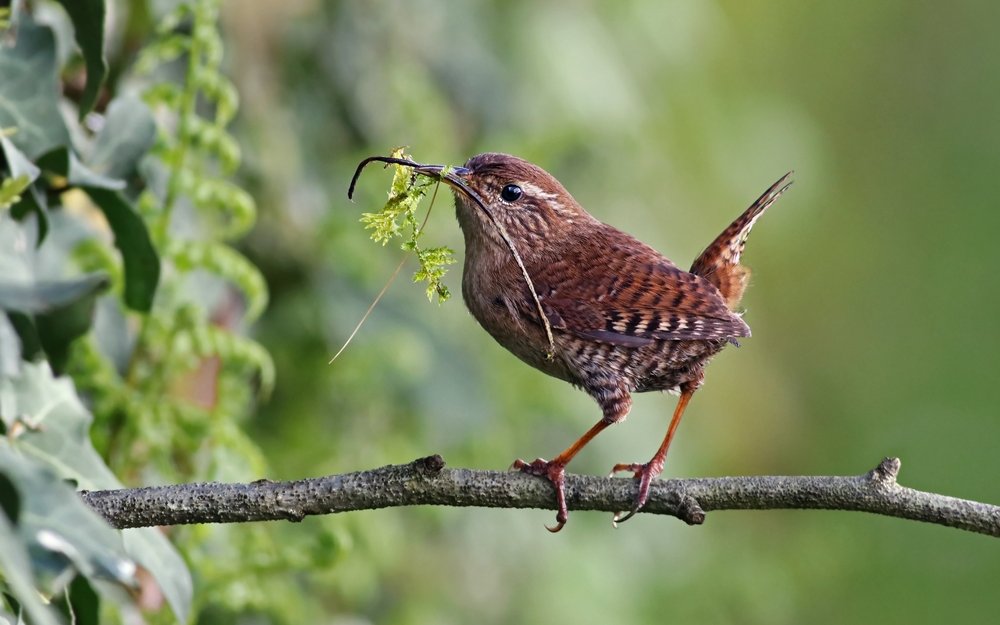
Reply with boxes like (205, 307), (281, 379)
(79, 456), (1000, 537)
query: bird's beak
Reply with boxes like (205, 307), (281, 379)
(350, 156), (471, 198)
(413, 164), (471, 183)
(349, 156), (489, 217)
(413, 165), (471, 176)
(409, 165), (486, 211)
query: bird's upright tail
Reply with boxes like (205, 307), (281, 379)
(690, 172), (793, 310)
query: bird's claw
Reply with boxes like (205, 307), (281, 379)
(511, 457), (569, 532)
(545, 514), (567, 533)
(608, 460), (664, 527)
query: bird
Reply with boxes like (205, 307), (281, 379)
(349, 153), (791, 531)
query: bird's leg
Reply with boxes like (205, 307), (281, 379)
(610, 386), (696, 525)
(513, 387), (631, 532)
(512, 418), (612, 533)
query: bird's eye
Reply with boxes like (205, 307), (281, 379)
(500, 184), (523, 202)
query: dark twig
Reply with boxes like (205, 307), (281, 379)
(79, 456), (1000, 537)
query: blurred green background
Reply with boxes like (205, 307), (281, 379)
(216, 1), (999, 622)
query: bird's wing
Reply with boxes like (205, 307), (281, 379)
(526, 230), (751, 347)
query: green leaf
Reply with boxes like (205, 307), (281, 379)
(54, 0), (108, 118)
(89, 96), (156, 180)
(81, 188), (160, 311)
(0, 17), (72, 159)
(0, 136), (41, 183)
(0, 470), (18, 521)
(0, 313), (21, 380)
(0, 136), (50, 243)
(0, 273), (109, 314)
(36, 147), (125, 191)
(33, 282), (108, 375)
(0, 450), (136, 590)
(0, 209), (34, 280)
(63, 576), (100, 625)
(68, 154), (125, 191)
(0, 273), (108, 373)
(0, 220), (104, 370)
(0, 199), (100, 369)
(0, 175), (31, 211)
(5, 311), (41, 362)
(0, 362), (192, 623)
(0, 508), (63, 625)
(8, 184), (50, 246)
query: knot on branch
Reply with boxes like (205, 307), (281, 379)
(867, 457), (901, 489)
(411, 454), (446, 476)
(676, 494), (706, 525)
(279, 507), (306, 523)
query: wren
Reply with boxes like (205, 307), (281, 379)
(350, 153), (791, 531)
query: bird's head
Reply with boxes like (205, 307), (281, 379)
(401, 153), (593, 252)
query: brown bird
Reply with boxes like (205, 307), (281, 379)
(349, 153), (791, 531)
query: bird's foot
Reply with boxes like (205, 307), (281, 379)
(511, 457), (569, 532)
(608, 459), (665, 526)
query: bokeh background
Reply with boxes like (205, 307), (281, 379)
(215, 1), (999, 622)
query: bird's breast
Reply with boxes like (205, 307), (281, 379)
(461, 251), (578, 383)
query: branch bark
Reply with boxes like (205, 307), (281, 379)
(80, 456), (1000, 537)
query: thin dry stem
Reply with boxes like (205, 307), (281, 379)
(330, 179), (443, 363)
